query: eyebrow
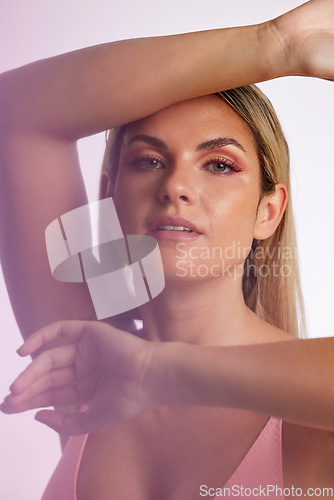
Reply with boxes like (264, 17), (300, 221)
(196, 137), (246, 153)
(126, 134), (246, 153)
(126, 134), (168, 150)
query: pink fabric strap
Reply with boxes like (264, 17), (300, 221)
(42, 434), (88, 500)
(220, 417), (283, 498)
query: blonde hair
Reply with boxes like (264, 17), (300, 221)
(100, 85), (306, 337)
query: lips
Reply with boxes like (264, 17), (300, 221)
(148, 216), (202, 235)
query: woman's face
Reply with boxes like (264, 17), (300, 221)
(111, 95), (265, 281)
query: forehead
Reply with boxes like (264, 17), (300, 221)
(123, 94), (256, 153)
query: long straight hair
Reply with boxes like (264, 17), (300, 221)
(100, 85), (306, 337)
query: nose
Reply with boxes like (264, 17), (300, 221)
(157, 164), (198, 206)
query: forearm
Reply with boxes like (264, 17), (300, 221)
(0, 22), (286, 140)
(158, 338), (334, 431)
(3, 322), (334, 435)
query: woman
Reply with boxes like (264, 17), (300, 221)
(1, 0), (334, 498)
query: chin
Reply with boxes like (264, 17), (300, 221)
(162, 256), (246, 284)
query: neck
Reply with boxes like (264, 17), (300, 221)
(139, 266), (254, 346)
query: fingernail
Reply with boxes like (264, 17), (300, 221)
(9, 383), (17, 394)
(0, 401), (8, 412)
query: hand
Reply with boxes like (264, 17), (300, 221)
(1, 321), (159, 435)
(271, 0), (334, 81)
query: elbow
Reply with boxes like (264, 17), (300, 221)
(0, 80), (9, 134)
(0, 72), (18, 135)
(0, 67), (38, 135)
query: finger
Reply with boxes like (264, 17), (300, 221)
(10, 344), (77, 395)
(2, 383), (82, 413)
(6, 366), (76, 405)
(35, 409), (102, 435)
(17, 321), (90, 357)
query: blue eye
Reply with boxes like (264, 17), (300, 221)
(209, 162), (230, 173)
(204, 157), (241, 175)
(132, 155), (164, 170)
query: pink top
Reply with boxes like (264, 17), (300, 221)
(42, 417), (283, 499)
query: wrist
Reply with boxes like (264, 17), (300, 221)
(147, 341), (235, 408)
(144, 341), (192, 407)
(257, 20), (295, 79)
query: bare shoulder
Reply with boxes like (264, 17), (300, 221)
(244, 309), (297, 345)
(283, 422), (334, 491)
(253, 314), (334, 490)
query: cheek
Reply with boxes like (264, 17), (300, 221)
(112, 175), (148, 234)
(113, 195), (137, 234)
(210, 187), (260, 247)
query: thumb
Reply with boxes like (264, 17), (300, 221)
(35, 409), (100, 435)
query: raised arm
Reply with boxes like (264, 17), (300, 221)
(0, 26), (282, 141)
(1, 0), (333, 139)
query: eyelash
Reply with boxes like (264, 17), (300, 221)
(130, 154), (242, 176)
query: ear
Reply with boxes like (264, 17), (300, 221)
(100, 172), (114, 199)
(253, 183), (288, 240)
